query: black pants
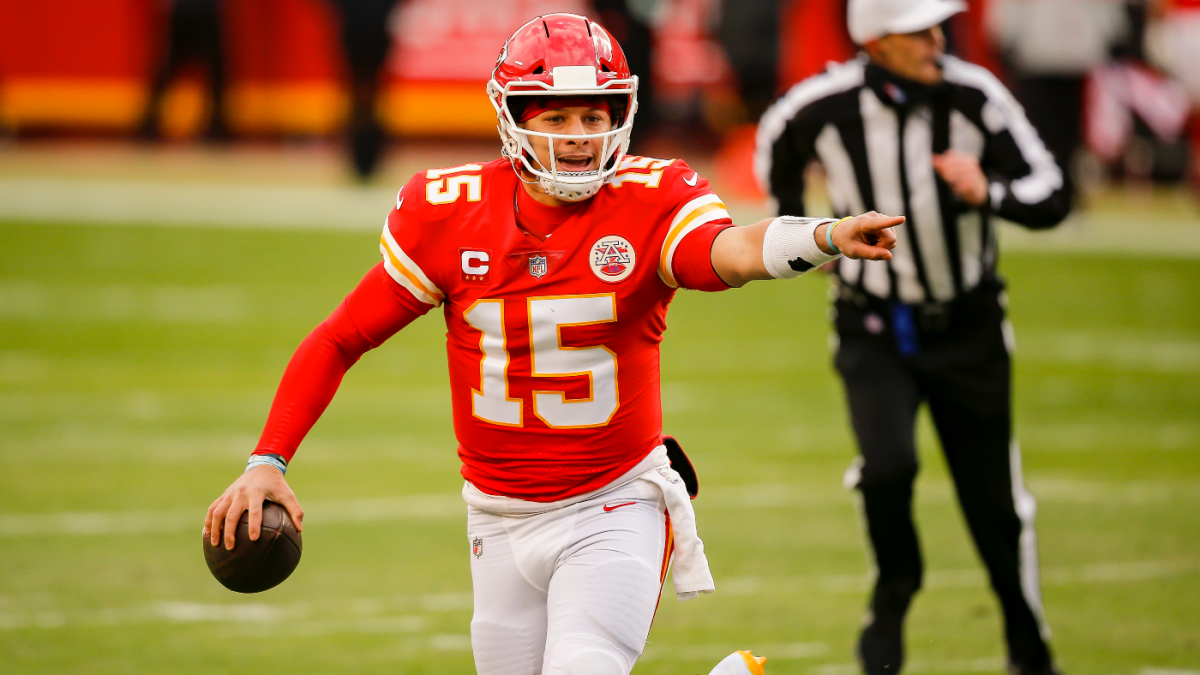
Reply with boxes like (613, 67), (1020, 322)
(141, 0), (228, 140)
(329, 0), (402, 179)
(833, 283), (1053, 672)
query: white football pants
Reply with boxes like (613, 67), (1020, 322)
(466, 479), (672, 675)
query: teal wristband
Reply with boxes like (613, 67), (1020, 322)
(826, 217), (850, 255)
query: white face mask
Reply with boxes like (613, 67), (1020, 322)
(488, 81), (639, 202)
(518, 124), (631, 201)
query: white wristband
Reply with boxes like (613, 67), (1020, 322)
(246, 454), (288, 475)
(761, 216), (841, 279)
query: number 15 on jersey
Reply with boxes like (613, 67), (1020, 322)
(464, 294), (619, 430)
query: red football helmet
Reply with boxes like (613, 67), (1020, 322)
(487, 14), (639, 201)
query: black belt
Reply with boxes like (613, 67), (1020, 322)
(837, 278), (1001, 335)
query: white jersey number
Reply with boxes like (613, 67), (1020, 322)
(426, 164), (483, 205)
(463, 300), (522, 427)
(465, 294), (619, 429)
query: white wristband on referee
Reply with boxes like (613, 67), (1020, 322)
(246, 454), (287, 475)
(762, 216), (841, 279)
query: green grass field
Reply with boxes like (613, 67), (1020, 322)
(1, 218), (1198, 675)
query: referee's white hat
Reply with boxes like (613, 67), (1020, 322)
(847, 0), (966, 44)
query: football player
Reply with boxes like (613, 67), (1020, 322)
(205, 13), (900, 675)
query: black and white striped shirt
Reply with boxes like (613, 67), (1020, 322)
(756, 56), (1069, 304)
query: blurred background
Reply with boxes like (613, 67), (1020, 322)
(1, 1), (1197, 674)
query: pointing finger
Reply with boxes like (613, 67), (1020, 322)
(861, 215), (904, 231)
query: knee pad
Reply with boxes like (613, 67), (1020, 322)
(544, 633), (630, 675)
(470, 620), (543, 675)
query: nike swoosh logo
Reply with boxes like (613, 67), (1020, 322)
(683, 172), (698, 187)
(603, 501), (638, 512)
(396, 194), (404, 210)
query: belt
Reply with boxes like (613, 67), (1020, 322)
(837, 280), (1000, 335)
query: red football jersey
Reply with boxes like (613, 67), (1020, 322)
(380, 157), (732, 501)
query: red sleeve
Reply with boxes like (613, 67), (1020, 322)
(672, 222), (735, 292)
(253, 263), (430, 462)
(653, 159), (734, 291)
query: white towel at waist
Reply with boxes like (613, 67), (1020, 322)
(638, 463), (716, 600)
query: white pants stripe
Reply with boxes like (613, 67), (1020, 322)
(1009, 439), (1050, 639)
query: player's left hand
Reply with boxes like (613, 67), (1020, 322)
(204, 465), (304, 551)
(932, 150), (989, 206)
(829, 212), (902, 261)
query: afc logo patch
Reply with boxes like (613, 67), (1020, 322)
(471, 536), (484, 559)
(589, 235), (635, 283)
(460, 249), (491, 284)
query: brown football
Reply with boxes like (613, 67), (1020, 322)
(203, 501), (302, 593)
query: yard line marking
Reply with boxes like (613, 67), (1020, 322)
(0, 601), (292, 631)
(719, 558), (1200, 596)
(430, 634), (472, 651)
(0, 590), (471, 632)
(0, 556), (1193, 635)
(811, 659), (1200, 675)
(0, 494), (463, 537)
(1019, 330), (1200, 374)
(641, 642), (827, 661)
(3, 176), (1198, 258)
(0, 177), (388, 231)
(289, 616), (428, 636)
(703, 478), (1200, 508)
(3, 479), (1197, 537)
(811, 657), (1005, 674)
(0, 282), (249, 323)
(998, 214), (1200, 259)
(155, 601), (287, 623)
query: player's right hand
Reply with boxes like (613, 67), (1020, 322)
(832, 211), (903, 261)
(204, 465), (304, 551)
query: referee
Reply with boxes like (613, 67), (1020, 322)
(756, 0), (1069, 673)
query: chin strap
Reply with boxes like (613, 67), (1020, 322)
(538, 174), (603, 202)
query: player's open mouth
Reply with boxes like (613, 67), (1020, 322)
(555, 155), (596, 172)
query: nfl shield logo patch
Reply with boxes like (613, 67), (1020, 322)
(471, 537), (483, 559)
(589, 235), (635, 283)
(528, 254), (548, 279)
